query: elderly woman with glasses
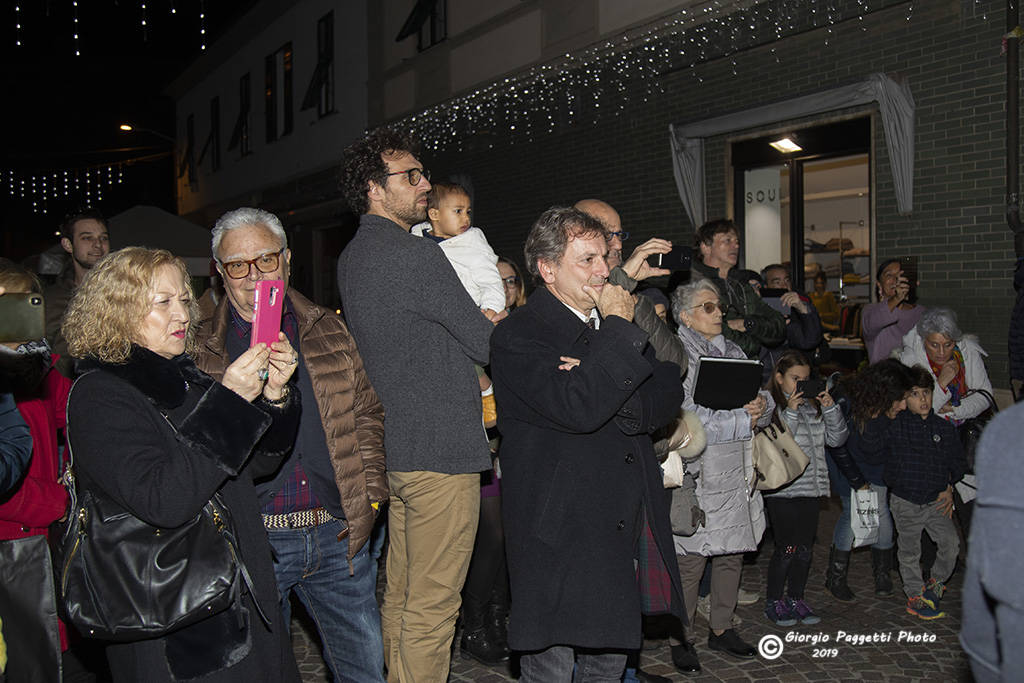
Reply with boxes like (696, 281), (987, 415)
(62, 247), (301, 682)
(666, 278), (772, 672)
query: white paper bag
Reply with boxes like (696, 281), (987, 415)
(851, 488), (880, 548)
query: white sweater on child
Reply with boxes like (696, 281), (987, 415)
(411, 222), (505, 312)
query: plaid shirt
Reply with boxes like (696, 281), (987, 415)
(884, 410), (967, 505)
(227, 303), (319, 515)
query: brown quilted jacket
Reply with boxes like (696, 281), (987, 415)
(194, 288), (386, 566)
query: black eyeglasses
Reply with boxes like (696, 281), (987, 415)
(502, 276), (520, 287)
(219, 249), (285, 280)
(690, 301), (725, 315)
(605, 230), (630, 242)
(386, 168), (430, 186)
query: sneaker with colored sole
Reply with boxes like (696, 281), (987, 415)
(789, 598), (821, 625)
(764, 598), (798, 626)
(922, 578), (946, 609)
(906, 595), (945, 620)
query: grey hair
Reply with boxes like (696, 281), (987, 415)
(523, 206), (605, 282)
(916, 307), (962, 342)
(670, 278), (721, 324)
(211, 207), (288, 259)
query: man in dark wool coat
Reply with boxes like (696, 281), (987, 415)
(490, 206), (687, 681)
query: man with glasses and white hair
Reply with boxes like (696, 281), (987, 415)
(338, 129), (499, 682)
(194, 207), (388, 683)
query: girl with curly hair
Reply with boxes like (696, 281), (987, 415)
(824, 359), (913, 602)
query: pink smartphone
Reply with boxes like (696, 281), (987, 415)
(251, 280), (284, 348)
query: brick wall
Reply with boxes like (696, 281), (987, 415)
(416, 0), (1016, 386)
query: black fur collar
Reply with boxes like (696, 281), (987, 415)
(78, 347), (210, 411)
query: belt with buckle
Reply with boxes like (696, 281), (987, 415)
(262, 507), (333, 529)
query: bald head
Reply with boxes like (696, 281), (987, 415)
(575, 199), (623, 268)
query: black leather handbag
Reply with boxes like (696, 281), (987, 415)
(58, 478), (243, 642)
(959, 389), (998, 474)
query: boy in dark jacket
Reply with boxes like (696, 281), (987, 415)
(885, 365), (967, 619)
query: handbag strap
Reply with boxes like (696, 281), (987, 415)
(962, 388), (998, 414)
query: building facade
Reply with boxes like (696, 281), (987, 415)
(171, 0), (1018, 391)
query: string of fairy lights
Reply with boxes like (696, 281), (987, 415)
(401, 0), (928, 152)
(7, 0), (997, 216)
(5, 166), (125, 216)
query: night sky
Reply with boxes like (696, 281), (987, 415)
(3, 0), (258, 260)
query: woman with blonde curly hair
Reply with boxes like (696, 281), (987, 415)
(62, 247), (303, 682)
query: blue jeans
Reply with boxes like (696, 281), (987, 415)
(269, 519), (385, 683)
(521, 645), (626, 683)
(827, 460), (893, 551)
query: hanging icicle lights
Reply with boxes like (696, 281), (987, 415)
(399, 0), (924, 151)
(4, 165), (125, 215)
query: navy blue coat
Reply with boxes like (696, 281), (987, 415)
(490, 286), (686, 652)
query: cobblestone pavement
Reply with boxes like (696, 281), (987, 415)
(292, 497), (973, 682)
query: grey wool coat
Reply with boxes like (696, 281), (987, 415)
(491, 286), (687, 652)
(673, 324), (770, 557)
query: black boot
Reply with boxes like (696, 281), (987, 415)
(484, 600), (510, 661)
(871, 547), (894, 597)
(460, 597), (508, 665)
(824, 545), (856, 602)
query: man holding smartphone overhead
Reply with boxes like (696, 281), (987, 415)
(576, 199), (688, 374)
(195, 207), (388, 683)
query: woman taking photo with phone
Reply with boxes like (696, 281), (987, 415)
(862, 258), (923, 363)
(62, 247), (302, 682)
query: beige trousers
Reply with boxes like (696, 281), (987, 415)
(382, 471), (480, 683)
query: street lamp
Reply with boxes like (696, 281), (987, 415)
(118, 123), (175, 144)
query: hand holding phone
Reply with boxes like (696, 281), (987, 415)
(796, 378), (827, 400)
(899, 256), (919, 304)
(645, 245), (693, 271)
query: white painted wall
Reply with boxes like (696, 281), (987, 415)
(173, 0), (368, 216)
(743, 166), (783, 273)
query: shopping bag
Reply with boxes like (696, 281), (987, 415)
(850, 488), (880, 548)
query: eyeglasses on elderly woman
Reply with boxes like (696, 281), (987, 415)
(690, 301), (725, 315)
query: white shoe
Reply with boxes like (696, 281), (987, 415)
(736, 588), (760, 606)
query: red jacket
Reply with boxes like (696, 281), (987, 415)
(0, 363), (71, 540)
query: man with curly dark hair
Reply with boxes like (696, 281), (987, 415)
(337, 129), (500, 682)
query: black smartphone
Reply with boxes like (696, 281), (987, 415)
(759, 288), (788, 315)
(646, 245), (693, 271)
(796, 378), (827, 398)
(900, 255), (919, 304)
(0, 293), (45, 343)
